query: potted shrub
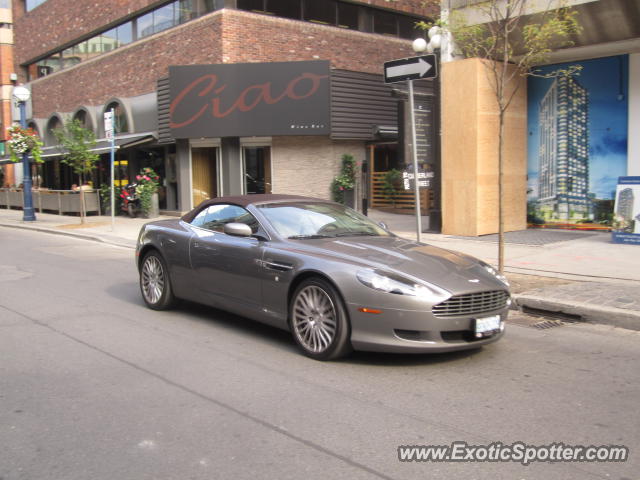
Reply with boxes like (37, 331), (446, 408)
(135, 167), (160, 218)
(331, 154), (357, 207)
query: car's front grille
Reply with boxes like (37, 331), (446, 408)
(432, 290), (509, 318)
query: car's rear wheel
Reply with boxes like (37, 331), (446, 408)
(290, 278), (352, 360)
(140, 251), (176, 310)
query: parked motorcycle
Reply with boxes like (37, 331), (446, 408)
(121, 183), (140, 218)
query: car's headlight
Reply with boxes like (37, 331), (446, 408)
(356, 269), (449, 302)
(479, 261), (510, 287)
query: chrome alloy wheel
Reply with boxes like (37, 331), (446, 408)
(292, 285), (338, 354)
(141, 254), (165, 305)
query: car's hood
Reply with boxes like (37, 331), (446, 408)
(285, 235), (507, 294)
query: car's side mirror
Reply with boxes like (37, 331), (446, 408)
(378, 221), (388, 230)
(224, 222), (253, 237)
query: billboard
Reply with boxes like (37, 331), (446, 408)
(527, 55), (629, 229)
(169, 61), (330, 138)
(612, 176), (640, 244)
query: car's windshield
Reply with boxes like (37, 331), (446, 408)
(257, 202), (390, 239)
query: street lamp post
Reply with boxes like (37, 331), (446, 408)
(13, 86), (36, 222)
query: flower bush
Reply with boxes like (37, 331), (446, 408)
(7, 125), (44, 163)
(135, 167), (160, 216)
(331, 154), (357, 204)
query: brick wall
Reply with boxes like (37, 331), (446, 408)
(30, 9), (413, 116)
(12, 0), (159, 63)
(30, 13), (224, 115)
(272, 136), (364, 200)
(13, 0), (435, 65)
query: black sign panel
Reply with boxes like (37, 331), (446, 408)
(169, 61), (330, 138)
(384, 55), (437, 84)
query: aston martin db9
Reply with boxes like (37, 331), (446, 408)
(136, 194), (510, 360)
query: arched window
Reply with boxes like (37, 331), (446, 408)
(104, 102), (129, 134)
(45, 116), (63, 146)
(73, 109), (93, 132)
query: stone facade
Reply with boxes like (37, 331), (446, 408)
(272, 136), (364, 201)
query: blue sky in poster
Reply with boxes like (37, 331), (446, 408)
(527, 55), (629, 200)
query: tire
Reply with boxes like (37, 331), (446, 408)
(289, 277), (352, 360)
(139, 251), (176, 310)
(127, 203), (136, 218)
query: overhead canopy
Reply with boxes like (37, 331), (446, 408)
(38, 132), (157, 159)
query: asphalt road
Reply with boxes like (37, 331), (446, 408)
(1, 228), (638, 480)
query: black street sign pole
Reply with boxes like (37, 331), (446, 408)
(407, 78), (422, 243)
(384, 55), (437, 243)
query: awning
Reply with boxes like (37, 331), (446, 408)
(38, 132), (158, 159)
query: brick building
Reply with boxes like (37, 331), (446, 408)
(4, 0), (437, 214)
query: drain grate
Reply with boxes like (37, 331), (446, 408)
(532, 319), (566, 329)
(521, 306), (582, 323)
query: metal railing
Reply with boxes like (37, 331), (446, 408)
(0, 188), (101, 215)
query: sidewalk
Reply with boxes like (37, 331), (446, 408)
(1, 207), (639, 331)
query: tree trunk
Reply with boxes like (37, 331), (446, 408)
(79, 174), (86, 224)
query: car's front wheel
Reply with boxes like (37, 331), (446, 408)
(140, 251), (176, 310)
(289, 278), (352, 360)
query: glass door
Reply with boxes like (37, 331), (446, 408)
(191, 147), (218, 207)
(243, 146), (271, 194)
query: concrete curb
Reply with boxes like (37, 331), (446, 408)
(0, 222), (135, 249)
(514, 294), (640, 331)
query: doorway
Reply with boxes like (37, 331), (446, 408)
(243, 146), (271, 194)
(192, 147), (218, 207)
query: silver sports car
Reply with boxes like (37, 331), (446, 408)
(136, 194), (510, 360)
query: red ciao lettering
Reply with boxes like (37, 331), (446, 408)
(170, 72), (328, 129)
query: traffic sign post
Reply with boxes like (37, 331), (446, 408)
(104, 110), (115, 230)
(383, 55), (438, 243)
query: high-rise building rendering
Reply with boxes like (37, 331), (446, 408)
(616, 187), (635, 220)
(537, 75), (590, 221)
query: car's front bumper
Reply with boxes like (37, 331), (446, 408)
(347, 303), (507, 353)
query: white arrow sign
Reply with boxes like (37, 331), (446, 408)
(386, 58), (432, 80)
(383, 55), (437, 84)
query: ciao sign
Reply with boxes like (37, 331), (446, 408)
(169, 61), (330, 138)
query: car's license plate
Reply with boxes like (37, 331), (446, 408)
(475, 315), (501, 336)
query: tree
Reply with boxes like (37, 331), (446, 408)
(421, 0), (581, 271)
(54, 119), (100, 224)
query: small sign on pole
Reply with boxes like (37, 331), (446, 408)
(104, 110), (116, 230)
